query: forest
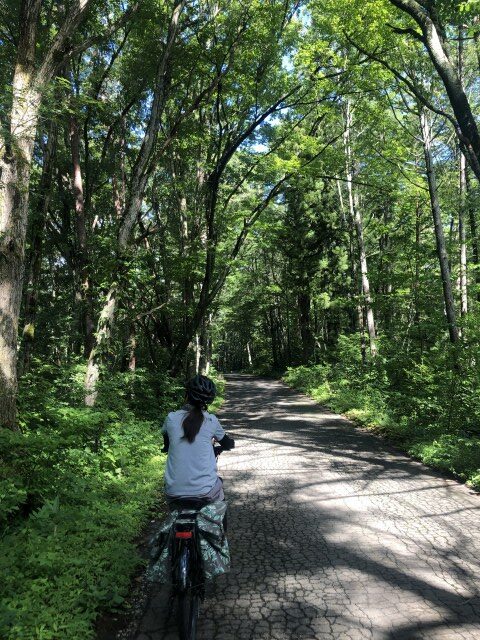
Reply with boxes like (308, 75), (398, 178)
(1, 1), (480, 638)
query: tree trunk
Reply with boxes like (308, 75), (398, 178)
(297, 290), (314, 363)
(379, 206), (393, 330)
(198, 314), (212, 374)
(0, 109), (39, 429)
(457, 27), (468, 320)
(70, 113), (94, 356)
(413, 198), (421, 328)
(268, 306), (279, 370)
(389, 0), (480, 181)
(464, 169), (480, 301)
(285, 297), (292, 363)
(113, 116), (127, 219)
(128, 323), (136, 371)
(84, 287), (117, 406)
(20, 121), (57, 374)
(0, 0), (95, 428)
(343, 101), (377, 357)
(337, 178), (356, 332)
(357, 303), (367, 367)
(84, 1), (185, 403)
(459, 147), (468, 319)
(246, 341), (253, 367)
(177, 183), (194, 339)
(205, 333), (212, 374)
(194, 333), (201, 374)
(419, 107), (459, 344)
(0, 0), (42, 429)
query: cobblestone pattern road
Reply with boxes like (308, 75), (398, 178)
(135, 375), (480, 640)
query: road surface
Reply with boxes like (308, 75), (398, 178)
(134, 374), (480, 640)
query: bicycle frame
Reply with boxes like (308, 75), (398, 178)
(170, 510), (205, 640)
(172, 510), (204, 596)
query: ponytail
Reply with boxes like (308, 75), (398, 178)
(182, 401), (205, 443)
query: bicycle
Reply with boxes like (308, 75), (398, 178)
(168, 446), (228, 640)
(169, 497), (209, 640)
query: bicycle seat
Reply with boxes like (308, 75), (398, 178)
(170, 497), (211, 511)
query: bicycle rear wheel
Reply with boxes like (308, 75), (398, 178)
(177, 588), (200, 640)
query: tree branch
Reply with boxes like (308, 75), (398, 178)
(345, 32), (458, 128)
(36, 1), (140, 86)
(67, 2), (140, 62)
(36, 0), (95, 85)
(386, 23), (424, 43)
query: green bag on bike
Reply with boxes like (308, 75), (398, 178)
(146, 501), (230, 584)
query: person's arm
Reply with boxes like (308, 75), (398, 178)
(161, 416), (170, 453)
(218, 433), (235, 450)
(162, 432), (170, 453)
(212, 415), (235, 450)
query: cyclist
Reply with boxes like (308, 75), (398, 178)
(161, 374), (234, 506)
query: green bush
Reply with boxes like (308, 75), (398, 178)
(1, 363), (226, 640)
(283, 364), (331, 394)
(0, 363), (188, 640)
(0, 478), (27, 523)
(409, 435), (480, 481)
(0, 418), (166, 640)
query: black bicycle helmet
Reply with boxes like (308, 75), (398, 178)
(186, 374), (217, 406)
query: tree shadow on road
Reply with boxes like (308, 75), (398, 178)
(199, 374), (480, 639)
(202, 472), (480, 639)
(135, 374), (480, 639)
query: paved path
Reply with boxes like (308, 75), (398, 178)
(136, 375), (480, 640)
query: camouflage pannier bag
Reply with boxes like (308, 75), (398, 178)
(146, 501), (230, 584)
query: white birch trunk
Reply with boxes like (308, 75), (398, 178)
(343, 101), (377, 358)
(246, 341), (253, 367)
(459, 149), (468, 319)
(195, 334), (201, 375)
(458, 29), (468, 320)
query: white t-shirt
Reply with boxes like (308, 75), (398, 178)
(162, 408), (225, 497)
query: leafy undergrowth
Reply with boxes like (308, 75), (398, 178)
(0, 364), (226, 640)
(282, 337), (480, 491)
